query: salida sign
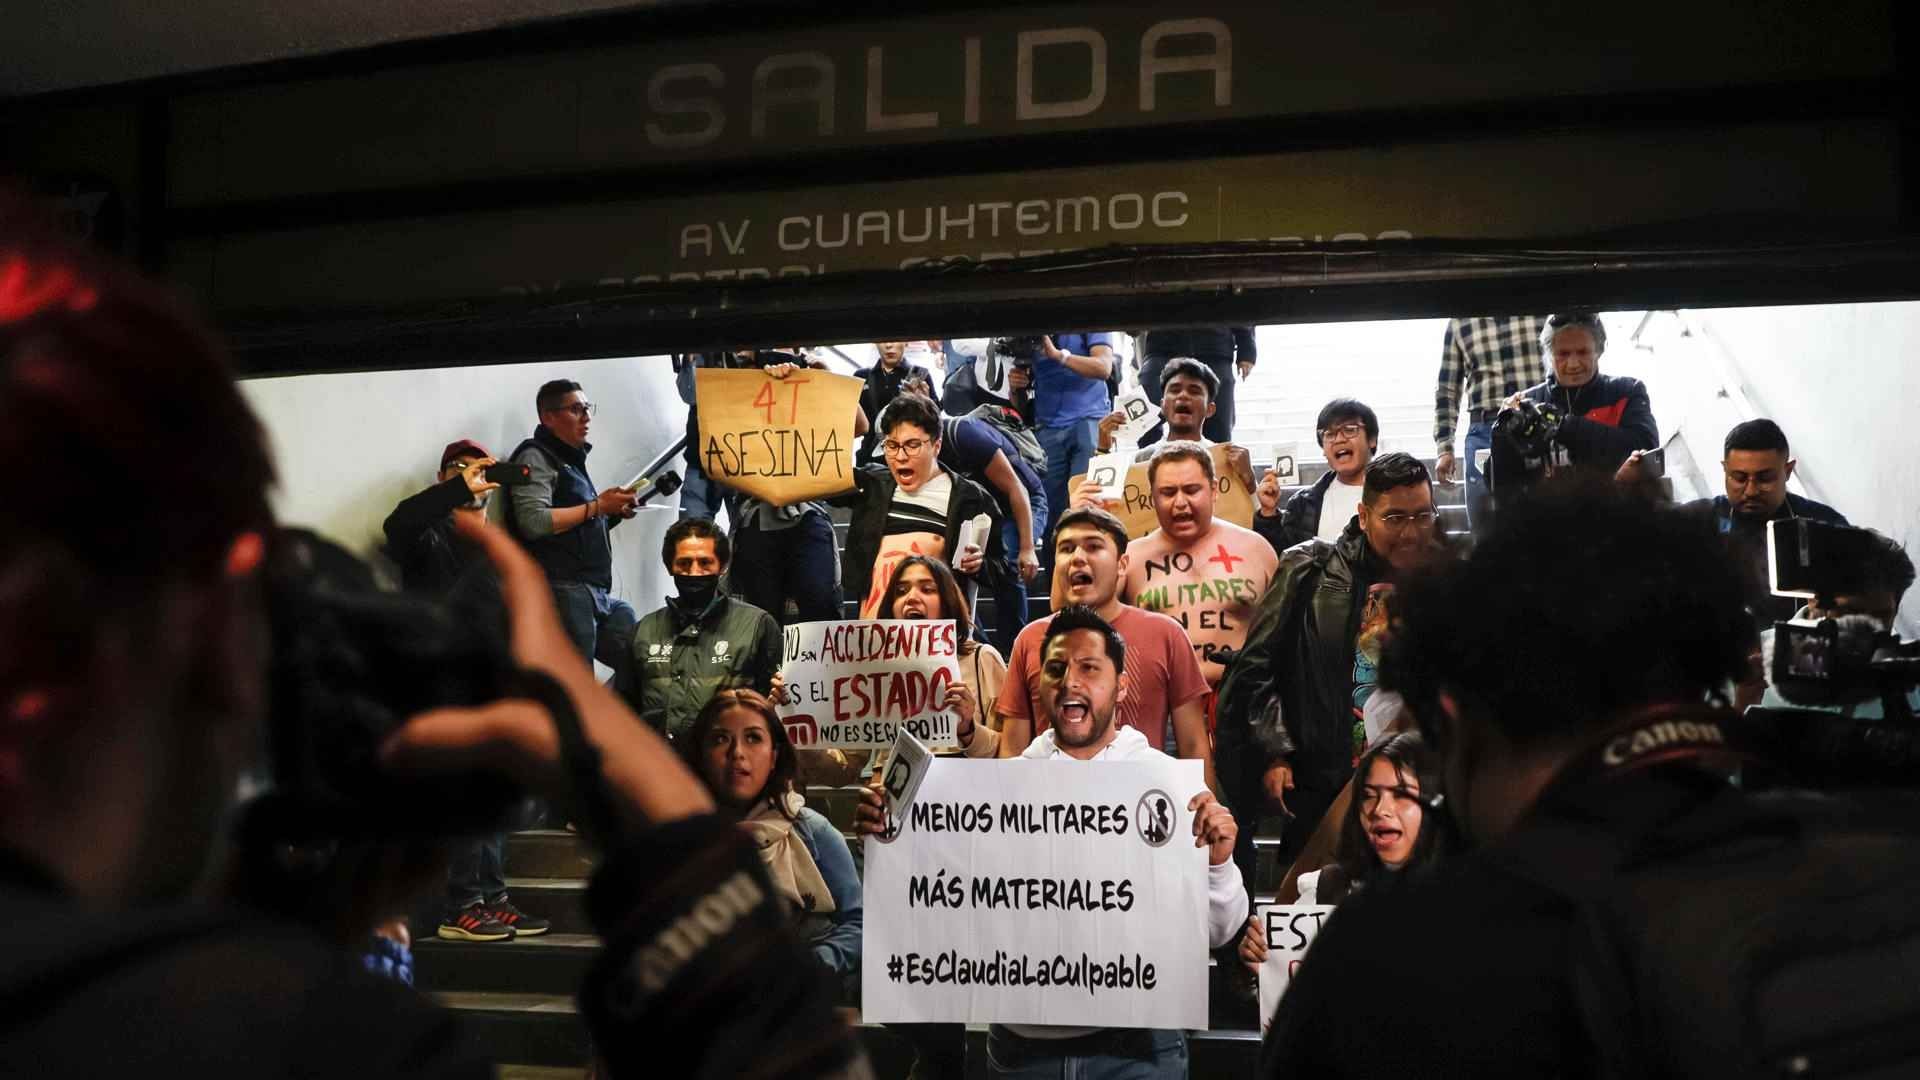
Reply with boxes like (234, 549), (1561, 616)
(776, 619), (963, 750)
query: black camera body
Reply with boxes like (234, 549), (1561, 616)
(1488, 398), (1565, 495)
(990, 336), (1044, 366)
(254, 529), (523, 840)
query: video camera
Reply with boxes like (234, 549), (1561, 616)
(1488, 398), (1565, 495)
(989, 336), (1044, 367)
(1735, 519), (1920, 786)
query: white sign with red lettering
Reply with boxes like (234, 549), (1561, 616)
(1256, 903), (1336, 1033)
(775, 619), (962, 750)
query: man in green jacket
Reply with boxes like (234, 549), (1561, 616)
(628, 518), (783, 740)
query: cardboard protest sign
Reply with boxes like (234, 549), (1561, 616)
(863, 759), (1210, 1029)
(695, 367), (861, 506)
(1256, 904), (1335, 1033)
(1067, 443), (1254, 539)
(775, 620), (963, 750)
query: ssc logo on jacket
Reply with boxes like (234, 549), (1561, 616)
(646, 643), (674, 664)
(712, 640), (731, 661)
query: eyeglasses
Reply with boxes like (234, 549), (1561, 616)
(1318, 422), (1367, 444)
(1376, 510), (1437, 530)
(882, 438), (931, 457)
(555, 402), (596, 418)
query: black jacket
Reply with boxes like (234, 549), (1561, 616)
(0, 817), (863, 1079)
(1216, 523), (1376, 811)
(1139, 326), (1257, 365)
(1520, 371), (1658, 472)
(1690, 492), (1850, 628)
(382, 476), (485, 597)
(835, 463), (1003, 597)
(1254, 471), (1337, 554)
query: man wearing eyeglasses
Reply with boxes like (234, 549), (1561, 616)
(1217, 452), (1443, 887)
(507, 379), (641, 679)
(1255, 398), (1378, 552)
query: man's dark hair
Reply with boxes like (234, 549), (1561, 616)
(1860, 528), (1917, 603)
(877, 392), (941, 438)
(1382, 479), (1753, 752)
(1316, 398), (1380, 444)
(1147, 439), (1215, 488)
(1042, 604), (1127, 677)
(1052, 505), (1130, 553)
(662, 517), (731, 571)
(1159, 357), (1218, 402)
(1362, 452), (1431, 505)
(1724, 418), (1790, 458)
(536, 379), (583, 414)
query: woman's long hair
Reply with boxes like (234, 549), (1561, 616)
(876, 554), (978, 657)
(1325, 731), (1448, 900)
(677, 689), (800, 820)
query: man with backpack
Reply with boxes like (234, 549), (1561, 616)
(1260, 481), (1920, 1078)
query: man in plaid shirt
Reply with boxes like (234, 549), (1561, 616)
(1433, 316), (1546, 534)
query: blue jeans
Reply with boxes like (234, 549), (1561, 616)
(1463, 418), (1494, 537)
(551, 581), (639, 683)
(985, 1028), (1188, 1080)
(1039, 418), (1102, 543)
(444, 833), (506, 914)
(989, 488), (1049, 651)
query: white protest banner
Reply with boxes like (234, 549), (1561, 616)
(775, 619), (962, 750)
(1256, 903), (1335, 1033)
(1110, 390), (1162, 449)
(863, 759), (1209, 1029)
(1270, 442), (1300, 487)
(880, 726), (936, 824)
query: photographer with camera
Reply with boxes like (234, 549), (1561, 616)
(1261, 482), (1920, 1079)
(1487, 313), (1656, 503)
(507, 380), (641, 681)
(0, 206), (865, 1078)
(1668, 419), (1851, 629)
(1752, 522), (1915, 726)
(382, 439), (549, 942)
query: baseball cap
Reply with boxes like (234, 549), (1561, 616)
(440, 439), (492, 471)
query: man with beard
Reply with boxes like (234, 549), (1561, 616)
(1668, 419), (1848, 629)
(626, 517), (782, 741)
(993, 508), (1213, 792)
(855, 606), (1246, 1079)
(1120, 443), (1279, 690)
(1216, 453), (1444, 884)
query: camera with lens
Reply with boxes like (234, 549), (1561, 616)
(234, 529), (525, 919)
(1732, 519), (1920, 787)
(1488, 398), (1565, 495)
(990, 336), (1044, 367)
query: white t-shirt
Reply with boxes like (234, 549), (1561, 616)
(1318, 478), (1364, 540)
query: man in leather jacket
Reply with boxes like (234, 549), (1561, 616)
(1215, 453), (1445, 885)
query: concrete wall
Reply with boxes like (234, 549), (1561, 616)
(238, 353), (686, 621)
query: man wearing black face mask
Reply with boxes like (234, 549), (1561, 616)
(625, 517), (783, 740)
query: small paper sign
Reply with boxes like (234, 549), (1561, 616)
(1110, 391), (1162, 450)
(1270, 442), (1300, 486)
(1085, 450), (1134, 504)
(879, 726), (936, 826)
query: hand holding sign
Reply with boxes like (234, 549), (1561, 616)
(1067, 443), (1255, 539)
(776, 620), (963, 749)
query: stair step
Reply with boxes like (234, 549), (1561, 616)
(415, 932), (599, 996)
(437, 992), (586, 1069)
(505, 829), (595, 880)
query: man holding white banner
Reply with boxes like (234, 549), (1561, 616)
(856, 607), (1247, 1079)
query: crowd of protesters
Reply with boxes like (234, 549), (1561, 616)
(6, 187), (1915, 1080)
